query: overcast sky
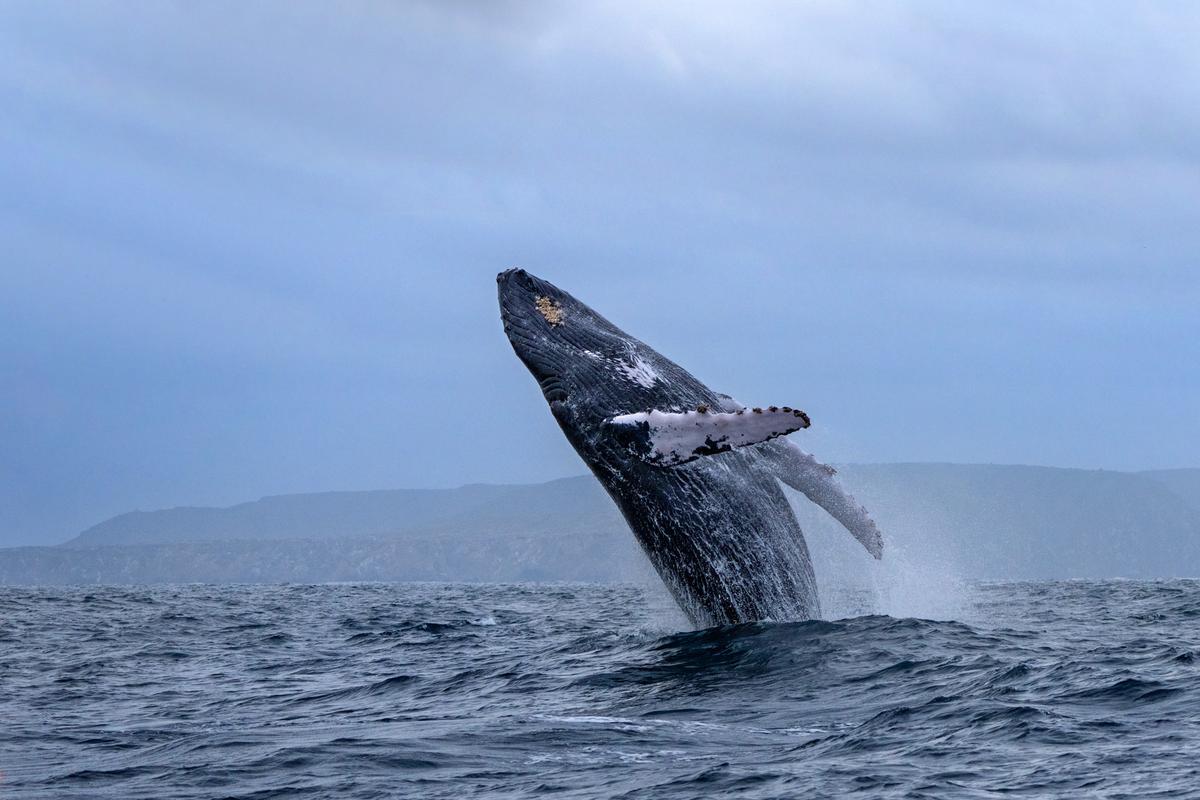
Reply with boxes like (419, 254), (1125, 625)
(2, 2), (1199, 545)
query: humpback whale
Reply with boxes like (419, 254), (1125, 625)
(498, 268), (882, 626)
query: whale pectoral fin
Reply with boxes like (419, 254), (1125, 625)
(606, 406), (810, 467)
(764, 440), (883, 559)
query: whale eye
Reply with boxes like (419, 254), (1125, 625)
(535, 296), (564, 326)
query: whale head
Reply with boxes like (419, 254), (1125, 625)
(497, 268), (713, 427)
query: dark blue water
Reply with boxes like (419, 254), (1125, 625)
(3, 581), (1199, 798)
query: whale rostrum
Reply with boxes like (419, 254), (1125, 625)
(498, 267), (882, 626)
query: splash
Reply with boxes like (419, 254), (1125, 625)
(794, 491), (974, 622)
(613, 543), (694, 633)
(871, 541), (973, 622)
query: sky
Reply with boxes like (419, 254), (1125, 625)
(2, 2), (1199, 546)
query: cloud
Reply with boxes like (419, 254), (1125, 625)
(1, 1), (1198, 544)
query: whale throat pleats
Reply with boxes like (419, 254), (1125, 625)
(606, 406), (810, 467)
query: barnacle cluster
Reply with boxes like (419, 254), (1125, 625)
(535, 296), (564, 326)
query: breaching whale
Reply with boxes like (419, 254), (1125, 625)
(498, 268), (882, 626)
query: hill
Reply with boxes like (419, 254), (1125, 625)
(2, 464), (1198, 585)
(63, 477), (620, 548)
(1141, 469), (1200, 514)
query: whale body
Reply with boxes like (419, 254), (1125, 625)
(498, 269), (882, 626)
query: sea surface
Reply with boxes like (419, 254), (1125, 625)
(3, 580), (1200, 798)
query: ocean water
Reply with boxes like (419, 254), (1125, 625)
(3, 580), (1199, 798)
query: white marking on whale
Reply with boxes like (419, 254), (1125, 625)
(619, 355), (661, 389)
(608, 406), (810, 467)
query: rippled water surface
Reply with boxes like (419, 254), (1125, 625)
(3, 581), (1200, 798)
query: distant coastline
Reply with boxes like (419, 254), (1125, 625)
(2, 465), (1198, 585)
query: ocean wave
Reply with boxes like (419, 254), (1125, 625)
(3, 580), (1199, 798)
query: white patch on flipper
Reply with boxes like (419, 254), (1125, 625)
(619, 355), (660, 388)
(609, 406), (810, 466)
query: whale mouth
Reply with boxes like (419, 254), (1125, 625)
(498, 269), (571, 403)
(497, 269), (544, 349)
